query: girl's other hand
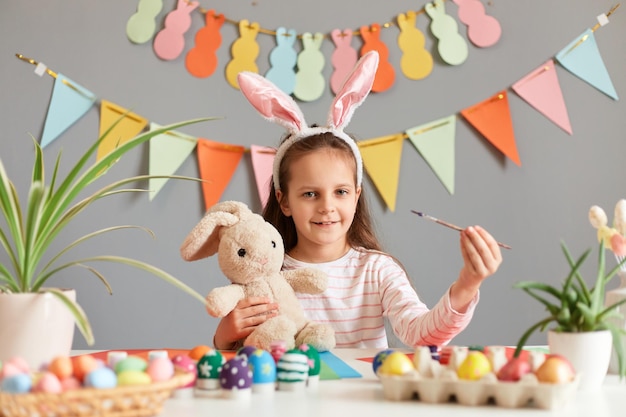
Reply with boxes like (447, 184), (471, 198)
(450, 226), (502, 313)
(213, 297), (279, 350)
(459, 225), (502, 285)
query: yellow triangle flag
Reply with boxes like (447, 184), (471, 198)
(358, 134), (404, 212)
(97, 100), (148, 163)
(406, 115), (456, 195)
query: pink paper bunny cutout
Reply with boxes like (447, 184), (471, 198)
(153, 0), (198, 61)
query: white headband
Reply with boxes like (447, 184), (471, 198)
(237, 51), (379, 191)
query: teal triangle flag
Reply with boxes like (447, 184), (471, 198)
(148, 122), (198, 201)
(555, 29), (618, 100)
(40, 73), (97, 148)
(406, 115), (456, 195)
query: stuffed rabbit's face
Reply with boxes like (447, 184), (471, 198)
(217, 215), (285, 285)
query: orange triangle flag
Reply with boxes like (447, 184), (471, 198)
(460, 91), (521, 166)
(196, 139), (244, 211)
(358, 134), (404, 212)
(97, 100), (148, 163)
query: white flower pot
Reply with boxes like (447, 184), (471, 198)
(0, 289), (76, 370)
(548, 329), (612, 391)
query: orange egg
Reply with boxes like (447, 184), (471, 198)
(48, 356), (73, 380)
(535, 355), (575, 383)
(188, 345), (211, 361)
(72, 355), (99, 382)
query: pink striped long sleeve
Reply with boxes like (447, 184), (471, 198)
(284, 247), (478, 349)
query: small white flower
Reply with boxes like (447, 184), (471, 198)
(589, 205), (608, 229)
(614, 199), (626, 235)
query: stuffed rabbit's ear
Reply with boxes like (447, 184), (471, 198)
(327, 51), (379, 130)
(238, 71), (307, 133)
(180, 201), (250, 261)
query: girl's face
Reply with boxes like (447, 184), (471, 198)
(277, 148), (361, 262)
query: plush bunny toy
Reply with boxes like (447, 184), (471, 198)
(180, 201), (336, 351)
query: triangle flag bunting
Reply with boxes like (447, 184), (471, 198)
(358, 134), (404, 212)
(555, 29), (618, 100)
(197, 139), (245, 211)
(461, 91), (521, 166)
(97, 100), (148, 163)
(406, 115), (456, 195)
(512, 59), (572, 135)
(148, 122), (198, 201)
(40, 73), (97, 148)
(250, 145), (276, 208)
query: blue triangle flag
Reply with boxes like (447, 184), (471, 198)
(555, 29), (618, 100)
(40, 73), (97, 148)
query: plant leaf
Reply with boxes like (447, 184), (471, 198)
(46, 288), (94, 346)
(34, 256), (207, 306)
(33, 225), (155, 289)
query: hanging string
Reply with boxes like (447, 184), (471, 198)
(184, 0), (439, 39)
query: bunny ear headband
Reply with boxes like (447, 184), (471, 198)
(237, 51), (380, 191)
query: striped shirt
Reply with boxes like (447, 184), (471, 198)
(284, 247), (478, 349)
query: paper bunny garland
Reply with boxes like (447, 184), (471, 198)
(237, 50), (380, 190)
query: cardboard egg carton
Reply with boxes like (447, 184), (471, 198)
(377, 346), (580, 410)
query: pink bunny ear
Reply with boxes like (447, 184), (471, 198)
(328, 51), (379, 130)
(237, 71), (307, 133)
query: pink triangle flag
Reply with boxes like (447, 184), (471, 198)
(40, 73), (96, 148)
(512, 59), (572, 135)
(250, 145), (276, 208)
(406, 115), (456, 195)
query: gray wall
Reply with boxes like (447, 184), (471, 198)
(2, 0), (625, 350)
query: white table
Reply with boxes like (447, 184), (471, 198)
(137, 348), (626, 417)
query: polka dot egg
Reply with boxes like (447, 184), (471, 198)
(219, 357), (253, 399)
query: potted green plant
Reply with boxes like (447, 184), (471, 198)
(0, 117), (211, 368)
(513, 239), (626, 388)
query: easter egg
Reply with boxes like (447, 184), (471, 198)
(236, 345), (259, 360)
(33, 372), (62, 393)
(196, 350), (225, 390)
(377, 351), (415, 376)
(457, 350), (492, 380)
(6, 357), (30, 373)
(535, 354), (575, 383)
(1, 373), (32, 393)
(276, 349), (309, 391)
(115, 356), (147, 374)
(85, 367), (117, 389)
(372, 349), (395, 375)
(0, 362), (22, 380)
(298, 344), (321, 377)
(188, 345), (211, 361)
(497, 356), (532, 382)
(147, 357), (174, 382)
(60, 376), (82, 391)
(72, 355), (99, 382)
(172, 355), (197, 388)
(219, 357), (253, 399)
(117, 370), (151, 386)
(47, 356), (73, 380)
(106, 351), (128, 369)
(248, 349), (277, 392)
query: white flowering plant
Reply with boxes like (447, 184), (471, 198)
(512, 200), (626, 378)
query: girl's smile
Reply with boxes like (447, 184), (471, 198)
(277, 148), (360, 263)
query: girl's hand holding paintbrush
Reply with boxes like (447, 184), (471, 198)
(411, 210), (504, 314)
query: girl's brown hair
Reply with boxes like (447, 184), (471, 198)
(262, 132), (383, 253)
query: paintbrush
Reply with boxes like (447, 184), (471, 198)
(411, 210), (512, 250)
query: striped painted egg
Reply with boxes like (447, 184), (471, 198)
(276, 349), (308, 390)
